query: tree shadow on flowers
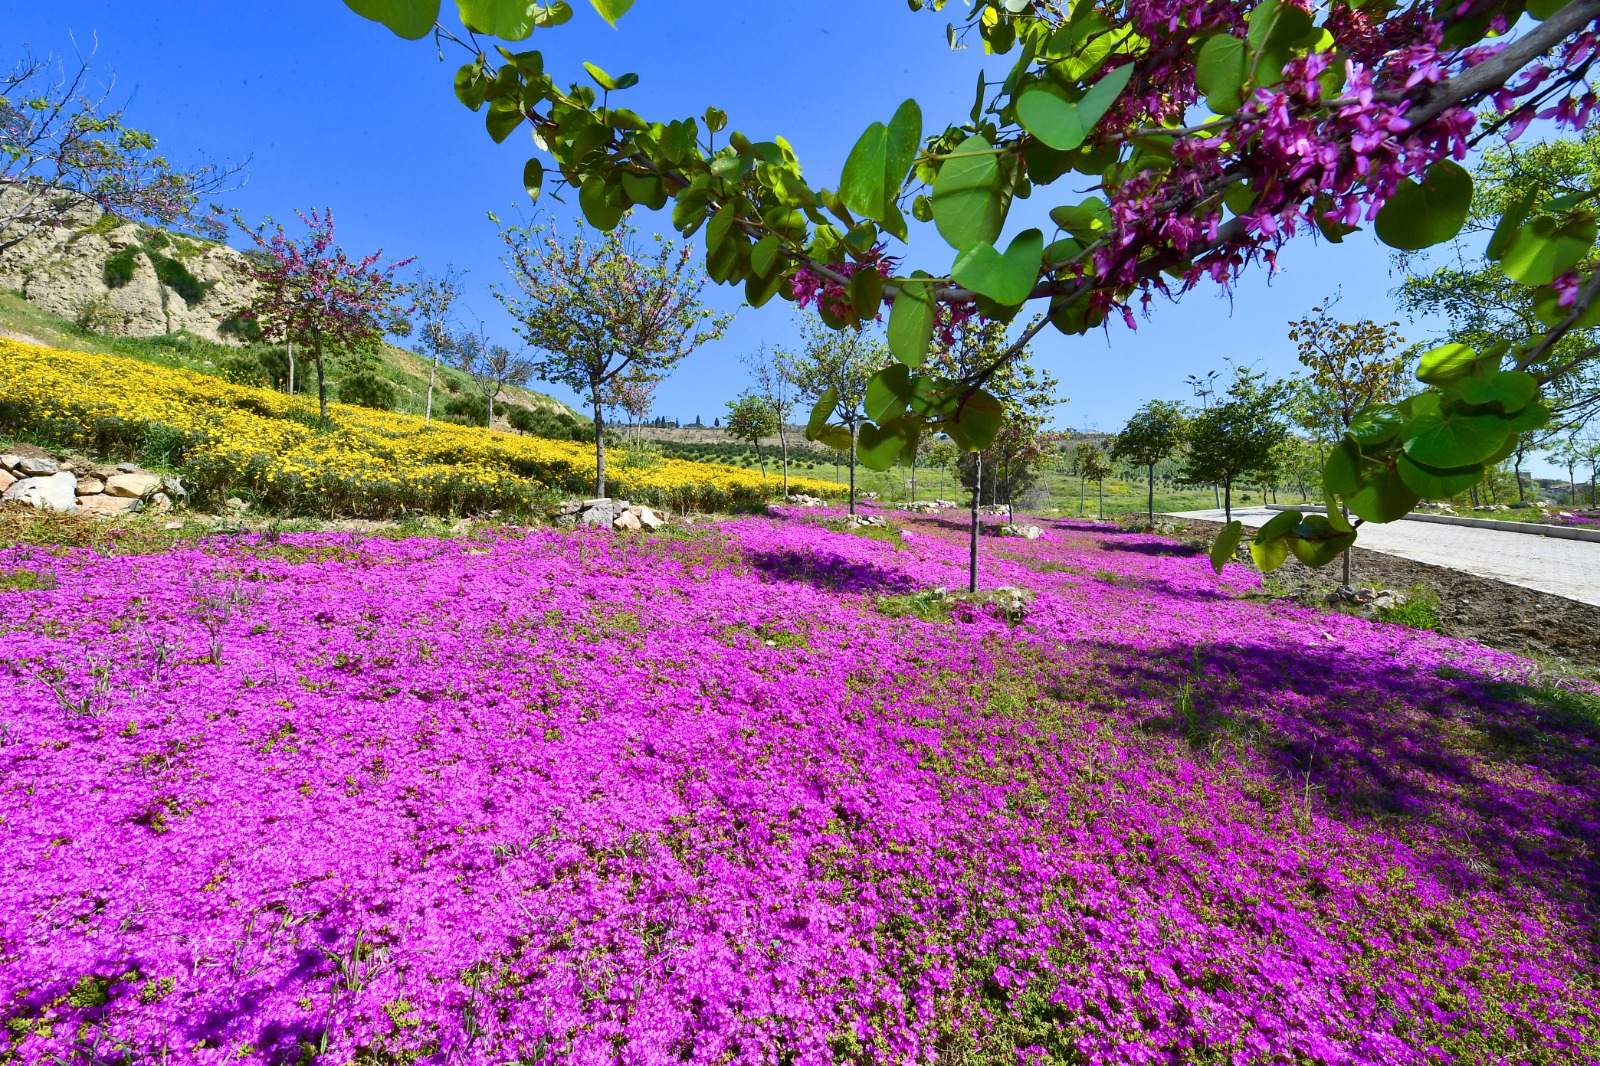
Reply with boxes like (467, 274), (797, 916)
(745, 547), (919, 596)
(1096, 538), (1206, 558)
(1085, 636), (1600, 909)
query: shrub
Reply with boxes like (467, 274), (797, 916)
(74, 295), (122, 336)
(102, 247), (142, 289)
(337, 372), (398, 412)
(507, 405), (580, 440)
(441, 394), (487, 427)
(148, 252), (215, 308)
(218, 313), (263, 343)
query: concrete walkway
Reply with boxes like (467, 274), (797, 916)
(1169, 506), (1600, 608)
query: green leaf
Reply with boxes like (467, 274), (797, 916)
(588, 0), (633, 26)
(457, 0), (550, 39)
(1532, 279), (1600, 328)
(951, 228), (1043, 306)
(945, 388), (1004, 451)
(887, 272), (936, 368)
(1396, 453), (1483, 499)
(839, 100), (922, 226)
(485, 101), (524, 143)
(1346, 404), (1405, 448)
(865, 364), (914, 423)
(620, 171), (665, 210)
(1528, 0), (1570, 18)
(1486, 191), (1536, 261)
(1374, 160), (1473, 251)
(1322, 438), (1361, 496)
(1049, 198), (1109, 238)
(816, 425), (852, 451)
(1209, 520), (1243, 575)
(857, 417), (916, 471)
(583, 61), (619, 90)
(932, 134), (1006, 251)
(578, 175), (625, 230)
(345, 0), (440, 38)
(1250, 535), (1289, 572)
(744, 268), (787, 308)
(1253, 508), (1304, 544)
(1454, 370), (1537, 415)
(1507, 400), (1550, 433)
(1288, 515), (1357, 568)
(849, 267), (885, 322)
(1499, 215), (1599, 286)
(805, 387), (840, 441)
(1195, 35), (1248, 114)
(702, 107), (727, 133)
(454, 61), (488, 111)
(1401, 394), (1513, 467)
(1416, 342), (1480, 386)
(1015, 64), (1133, 152)
(522, 158), (543, 202)
(750, 235), (783, 279)
(1345, 462), (1419, 524)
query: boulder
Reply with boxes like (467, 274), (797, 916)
(999, 523), (1044, 540)
(3, 472), (78, 512)
(115, 462), (140, 474)
(637, 506), (665, 531)
(145, 492), (174, 514)
(15, 456), (59, 477)
(613, 509), (642, 531)
(75, 477), (105, 496)
(224, 497), (249, 514)
(160, 475), (189, 502)
(77, 494), (138, 517)
(578, 500), (614, 528)
(0, 470), (13, 494)
(105, 472), (163, 499)
(0, 455), (19, 473)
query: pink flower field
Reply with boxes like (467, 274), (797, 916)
(1, 509), (1596, 1065)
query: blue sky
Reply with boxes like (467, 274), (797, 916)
(12, 1), (1497, 447)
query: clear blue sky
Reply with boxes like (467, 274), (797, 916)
(16, 0), (1548, 468)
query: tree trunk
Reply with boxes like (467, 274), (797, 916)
(287, 338), (297, 396)
(848, 424), (858, 517)
(969, 450), (981, 594)
(1098, 478), (1104, 518)
(313, 331), (329, 425)
(424, 351), (437, 426)
(777, 421), (789, 496)
(1515, 457), (1526, 502)
(487, 391), (495, 428)
(593, 388), (607, 499)
(1147, 462), (1156, 523)
(757, 440), (766, 477)
(1078, 470), (1086, 516)
(910, 454), (917, 503)
(1223, 478), (1232, 523)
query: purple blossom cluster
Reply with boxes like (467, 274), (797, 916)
(1, 509), (1595, 1064)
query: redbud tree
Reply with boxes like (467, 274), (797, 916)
(237, 209), (413, 425)
(346, 0), (1600, 569)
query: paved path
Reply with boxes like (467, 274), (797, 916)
(1169, 507), (1600, 608)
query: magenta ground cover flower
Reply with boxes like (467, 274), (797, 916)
(0, 509), (1595, 1064)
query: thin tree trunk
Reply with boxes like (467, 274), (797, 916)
(1147, 462), (1156, 523)
(287, 338), (296, 396)
(969, 450), (981, 594)
(424, 352), (437, 426)
(593, 388), (607, 499)
(1223, 479), (1232, 523)
(848, 424), (858, 517)
(1098, 478), (1104, 517)
(313, 331), (328, 425)
(1515, 457), (1526, 502)
(777, 421), (789, 496)
(757, 441), (766, 477)
(910, 454), (917, 503)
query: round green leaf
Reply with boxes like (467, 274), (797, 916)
(579, 175), (625, 230)
(865, 364), (914, 424)
(1415, 342), (1479, 386)
(805, 387), (840, 440)
(932, 135), (1006, 251)
(1374, 161), (1473, 251)
(1195, 34), (1248, 114)
(1250, 534), (1289, 573)
(1532, 279), (1600, 328)
(1453, 370), (1537, 415)
(840, 100), (923, 226)
(1322, 438), (1361, 496)
(345, 0), (440, 38)
(888, 272), (936, 368)
(1288, 515), (1358, 568)
(1400, 395), (1513, 467)
(1345, 462), (1420, 524)
(1254, 508), (1304, 544)
(857, 418), (915, 472)
(1346, 404), (1404, 448)
(1209, 520), (1243, 574)
(1396, 453), (1483, 499)
(522, 158), (543, 202)
(950, 228), (1043, 306)
(1499, 215), (1599, 286)
(588, 0), (634, 26)
(945, 388), (1004, 451)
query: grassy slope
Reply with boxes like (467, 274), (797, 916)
(0, 290), (578, 422)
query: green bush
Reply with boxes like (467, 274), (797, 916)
(148, 253), (214, 308)
(507, 405), (582, 440)
(103, 247), (142, 289)
(337, 372), (399, 412)
(441, 394), (487, 427)
(218, 313), (263, 343)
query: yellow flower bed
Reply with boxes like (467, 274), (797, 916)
(0, 339), (844, 516)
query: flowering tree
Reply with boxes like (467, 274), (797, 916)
(605, 367), (660, 445)
(413, 265), (467, 425)
(493, 218), (729, 498)
(348, 0), (1600, 568)
(1, 50), (241, 251)
(237, 209), (413, 425)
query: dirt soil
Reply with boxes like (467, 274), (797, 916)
(1178, 517), (1600, 672)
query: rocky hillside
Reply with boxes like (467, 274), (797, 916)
(0, 189), (251, 342)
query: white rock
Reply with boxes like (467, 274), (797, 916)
(77, 494), (138, 517)
(105, 472), (163, 498)
(3, 472), (78, 512)
(115, 462), (140, 474)
(613, 509), (642, 531)
(75, 477), (105, 496)
(0, 454), (19, 473)
(145, 492), (173, 514)
(14, 456), (59, 477)
(637, 506), (665, 531)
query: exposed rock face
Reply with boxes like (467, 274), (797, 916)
(3, 472), (78, 512)
(0, 187), (256, 343)
(105, 472), (163, 499)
